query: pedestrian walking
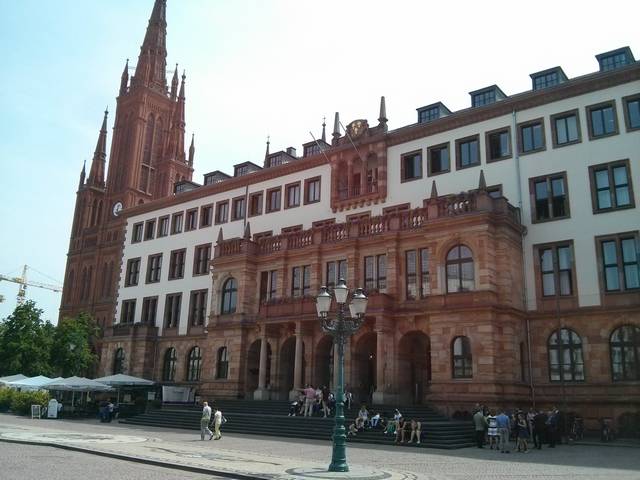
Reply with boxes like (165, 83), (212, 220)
(213, 406), (223, 440)
(200, 401), (213, 441)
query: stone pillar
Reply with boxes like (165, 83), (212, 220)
(373, 320), (399, 405)
(290, 325), (304, 400)
(254, 335), (270, 400)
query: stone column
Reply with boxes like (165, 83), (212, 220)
(290, 324), (304, 400)
(373, 319), (399, 405)
(254, 334), (270, 400)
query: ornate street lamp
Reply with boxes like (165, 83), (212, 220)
(315, 279), (368, 472)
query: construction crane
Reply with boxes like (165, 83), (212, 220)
(0, 265), (62, 306)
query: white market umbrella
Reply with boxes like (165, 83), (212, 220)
(44, 377), (113, 408)
(7, 376), (60, 391)
(93, 374), (154, 387)
(0, 374), (28, 385)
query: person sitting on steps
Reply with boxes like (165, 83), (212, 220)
(409, 419), (421, 444)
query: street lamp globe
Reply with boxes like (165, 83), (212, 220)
(349, 288), (368, 318)
(334, 278), (349, 304)
(316, 286), (332, 317)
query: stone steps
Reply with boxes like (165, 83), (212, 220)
(121, 400), (474, 449)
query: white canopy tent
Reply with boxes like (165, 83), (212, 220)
(93, 374), (154, 387)
(0, 374), (28, 385)
(44, 377), (113, 408)
(7, 376), (63, 391)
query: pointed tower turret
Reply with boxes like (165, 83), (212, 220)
(132, 0), (167, 92)
(264, 136), (270, 164)
(170, 64), (179, 101)
(430, 180), (438, 199)
(378, 96), (388, 129)
(244, 222), (251, 240)
(321, 116), (327, 143)
(332, 112), (340, 145)
(79, 160), (86, 189)
(87, 109), (108, 187)
(478, 169), (487, 191)
(188, 134), (195, 167)
(119, 59), (129, 96)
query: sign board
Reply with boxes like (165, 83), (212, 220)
(47, 399), (59, 418)
(31, 405), (41, 419)
(147, 391), (156, 401)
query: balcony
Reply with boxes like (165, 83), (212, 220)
(109, 322), (158, 338)
(215, 189), (520, 259)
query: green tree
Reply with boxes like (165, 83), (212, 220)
(51, 312), (100, 377)
(0, 301), (54, 376)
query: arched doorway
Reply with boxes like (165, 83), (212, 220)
(315, 335), (334, 389)
(279, 337), (296, 393)
(246, 340), (260, 393)
(353, 332), (376, 404)
(398, 331), (431, 404)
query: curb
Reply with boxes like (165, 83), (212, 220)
(572, 441), (640, 449)
(0, 437), (267, 480)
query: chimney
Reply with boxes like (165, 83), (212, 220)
(286, 147), (297, 157)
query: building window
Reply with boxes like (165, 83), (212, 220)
(452, 336), (472, 378)
(217, 347), (229, 379)
(326, 260), (347, 290)
(533, 71), (559, 90)
(215, 201), (229, 224)
(164, 293), (181, 328)
(405, 249), (430, 299)
(163, 348), (177, 381)
(249, 192), (263, 216)
(428, 143), (450, 176)
(158, 216), (169, 237)
(599, 51), (632, 71)
(305, 177), (321, 204)
(446, 245), (474, 293)
(589, 160), (634, 213)
(364, 255), (387, 292)
(401, 150), (422, 182)
(598, 234), (640, 292)
(141, 296), (158, 324)
(530, 173), (570, 223)
(132, 223), (143, 243)
(185, 209), (198, 231)
(285, 182), (301, 208)
(472, 90), (495, 107)
(418, 106), (440, 123)
(518, 119), (545, 154)
(168, 249), (186, 280)
(230, 197), (245, 221)
(610, 325), (640, 381)
(120, 299), (136, 324)
(548, 328), (585, 382)
(266, 187), (281, 213)
(171, 212), (183, 234)
(146, 253), (162, 283)
(456, 136), (480, 169)
(291, 266), (311, 297)
(193, 244), (211, 276)
(186, 347), (202, 381)
(200, 204), (213, 227)
(486, 127), (511, 162)
(551, 110), (581, 147)
(189, 290), (208, 326)
(623, 95), (640, 131)
(125, 258), (140, 287)
(113, 348), (125, 375)
(539, 243), (574, 297)
(221, 278), (237, 314)
(144, 219), (156, 240)
(260, 270), (278, 302)
(587, 101), (618, 139)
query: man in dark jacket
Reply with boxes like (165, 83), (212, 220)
(546, 409), (558, 448)
(473, 409), (488, 448)
(533, 410), (547, 449)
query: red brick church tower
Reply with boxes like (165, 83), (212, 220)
(60, 0), (193, 330)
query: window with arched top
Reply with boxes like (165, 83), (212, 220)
(446, 245), (475, 293)
(452, 336), (472, 378)
(113, 348), (125, 374)
(548, 328), (584, 382)
(221, 278), (237, 314)
(187, 346), (202, 381)
(163, 347), (177, 382)
(217, 347), (229, 379)
(610, 325), (640, 381)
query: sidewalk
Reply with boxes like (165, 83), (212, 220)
(1, 414), (639, 480)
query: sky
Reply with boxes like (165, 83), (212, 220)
(0, 0), (638, 324)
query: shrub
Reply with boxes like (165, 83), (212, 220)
(0, 387), (14, 411)
(10, 390), (50, 416)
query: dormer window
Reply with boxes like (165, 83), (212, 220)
(597, 47), (635, 72)
(530, 67), (567, 91)
(417, 102), (451, 124)
(470, 86), (506, 107)
(203, 171), (231, 185)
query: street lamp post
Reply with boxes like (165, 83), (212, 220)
(315, 279), (368, 473)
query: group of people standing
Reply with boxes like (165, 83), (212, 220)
(289, 384), (335, 417)
(200, 401), (224, 441)
(473, 405), (565, 453)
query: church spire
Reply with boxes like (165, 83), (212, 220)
(119, 59), (129, 96)
(168, 71), (186, 162)
(321, 116), (327, 143)
(170, 64), (179, 101)
(79, 160), (86, 189)
(88, 109), (108, 187)
(133, 0), (167, 92)
(378, 96), (387, 128)
(188, 133), (195, 166)
(332, 112), (340, 145)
